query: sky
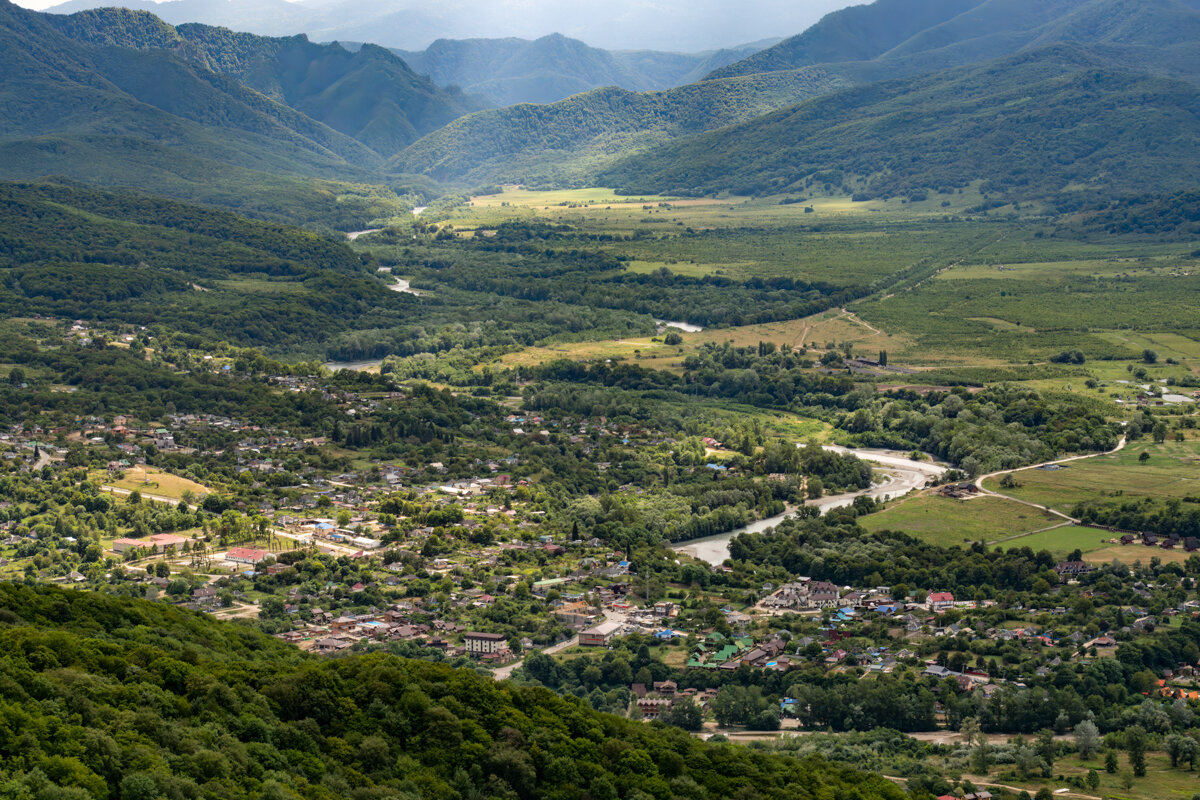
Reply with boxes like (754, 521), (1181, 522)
(12, 0), (865, 51)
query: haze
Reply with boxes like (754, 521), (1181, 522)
(14, 0), (863, 50)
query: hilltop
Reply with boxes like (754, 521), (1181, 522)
(599, 46), (1200, 201)
(45, 7), (486, 157)
(394, 34), (769, 106)
(0, 582), (906, 800)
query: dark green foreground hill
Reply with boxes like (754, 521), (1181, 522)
(0, 583), (905, 800)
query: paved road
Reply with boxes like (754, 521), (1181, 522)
(492, 634), (580, 680)
(974, 435), (1128, 523)
(31, 449), (51, 471)
(492, 609), (630, 680)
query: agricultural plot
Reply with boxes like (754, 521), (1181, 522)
(96, 466), (211, 501)
(999, 525), (1116, 558)
(982, 441), (1200, 514)
(857, 493), (1061, 547)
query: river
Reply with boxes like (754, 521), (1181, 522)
(389, 278), (421, 296)
(673, 446), (949, 565)
(656, 319), (704, 333)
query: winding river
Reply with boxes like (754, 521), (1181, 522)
(673, 446), (949, 565)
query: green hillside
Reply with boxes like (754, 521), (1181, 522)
(0, 582), (906, 800)
(599, 46), (1200, 201)
(0, 182), (417, 354)
(711, 0), (1200, 83)
(709, 0), (986, 78)
(49, 7), (487, 157)
(0, 1), (408, 225)
(389, 68), (848, 186)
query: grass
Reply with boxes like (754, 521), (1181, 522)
(857, 493), (1061, 547)
(1084, 543), (1196, 565)
(467, 187), (686, 208)
(998, 525), (1116, 558)
(982, 441), (1200, 513)
(95, 466), (211, 501)
(974, 750), (1200, 800)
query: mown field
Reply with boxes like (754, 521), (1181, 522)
(857, 493), (1061, 547)
(94, 466), (211, 501)
(982, 441), (1200, 514)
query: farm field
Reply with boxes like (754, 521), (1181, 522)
(857, 493), (1061, 547)
(982, 441), (1200, 514)
(94, 466), (211, 501)
(998, 525), (1116, 558)
(959, 751), (1200, 800)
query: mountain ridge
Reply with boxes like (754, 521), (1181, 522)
(599, 45), (1200, 201)
(44, 6), (486, 156)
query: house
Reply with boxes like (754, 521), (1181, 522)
(580, 620), (623, 646)
(636, 698), (671, 719)
(927, 592), (955, 612)
(806, 580), (840, 608)
(1054, 561), (1093, 580)
(463, 632), (508, 655)
(226, 547), (270, 565)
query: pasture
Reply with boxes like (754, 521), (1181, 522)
(857, 493), (1061, 547)
(982, 441), (1200, 513)
(96, 466), (211, 501)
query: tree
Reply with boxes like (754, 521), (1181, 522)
(1139, 451), (1151, 464)
(1126, 725), (1147, 777)
(1143, 349), (1158, 364)
(1086, 769), (1100, 790)
(1105, 749), (1118, 773)
(878, 350), (887, 366)
(1152, 422), (1168, 443)
(1165, 734), (1199, 770)
(806, 477), (823, 499)
(660, 697), (702, 731)
(1074, 719), (1101, 759)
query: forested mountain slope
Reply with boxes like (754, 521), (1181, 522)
(0, 0), (400, 223)
(388, 68), (849, 185)
(46, 7), (487, 156)
(0, 182), (413, 352)
(0, 582), (908, 800)
(711, 0), (1200, 81)
(709, 0), (985, 78)
(599, 46), (1200, 200)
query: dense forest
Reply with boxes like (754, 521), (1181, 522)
(0, 583), (908, 800)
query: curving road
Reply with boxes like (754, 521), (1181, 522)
(973, 435), (1127, 523)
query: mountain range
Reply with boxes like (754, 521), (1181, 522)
(40, 0), (849, 51)
(394, 0), (1200, 200)
(45, 7), (486, 156)
(392, 34), (772, 107)
(5, 0), (1200, 216)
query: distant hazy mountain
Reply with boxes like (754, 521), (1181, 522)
(393, 34), (771, 106)
(395, 0), (1200, 191)
(710, 0), (1200, 80)
(600, 45), (1200, 200)
(46, 7), (486, 155)
(0, 0), (385, 221)
(41, 0), (851, 51)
